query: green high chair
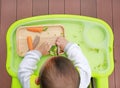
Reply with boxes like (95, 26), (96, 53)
(6, 15), (114, 88)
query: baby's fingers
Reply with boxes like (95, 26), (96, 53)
(56, 37), (68, 51)
(36, 42), (52, 55)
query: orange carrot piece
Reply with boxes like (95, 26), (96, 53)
(27, 36), (33, 50)
(27, 27), (43, 32)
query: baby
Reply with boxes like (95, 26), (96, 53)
(18, 37), (91, 88)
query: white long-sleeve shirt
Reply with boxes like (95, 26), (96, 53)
(18, 43), (91, 88)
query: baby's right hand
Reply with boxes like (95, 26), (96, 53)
(35, 42), (52, 55)
(56, 37), (68, 51)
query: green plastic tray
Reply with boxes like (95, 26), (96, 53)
(6, 15), (114, 88)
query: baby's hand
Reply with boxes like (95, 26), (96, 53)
(35, 42), (52, 55)
(56, 37), (68, 51)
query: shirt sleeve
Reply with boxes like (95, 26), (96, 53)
(18, 50), (42, 88)
(64, 43), (91, 88)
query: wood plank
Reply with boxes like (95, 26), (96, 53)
(0, 0), (1, 24)
(113, 0), (120, 88)
(65, 0), (80, 15)
(81, 0), (97, 17)
(97, 0), (113, 27)
(17, 0), (32, 20)
(49, 0), (64, 14)
(97, 0), (115, 88)
(0, 0), (17, 87)
(0, 0), (1, 30)
(33, 0), (49, 16)
(109, 73), (115, 88)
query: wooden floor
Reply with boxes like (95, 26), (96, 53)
(0, 0), (120, 88)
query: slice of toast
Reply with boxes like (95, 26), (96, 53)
(16, 25), (64, 57)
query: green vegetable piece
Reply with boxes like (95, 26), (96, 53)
(49, 45), (58, 56)
(43, 26), (48, 31)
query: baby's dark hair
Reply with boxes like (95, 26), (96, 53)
(39, 56), (80, 88)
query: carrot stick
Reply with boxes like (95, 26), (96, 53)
(27, 26), (48, 32)
(27, 36), (33, 50)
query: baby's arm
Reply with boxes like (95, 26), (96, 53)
(18, 50), (41, 88)
(56, 37), (91, 88)
(18, 42), (52, 88)
(64, 43), (91, 88)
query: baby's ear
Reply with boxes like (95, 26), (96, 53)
(35, 77), (40, 85)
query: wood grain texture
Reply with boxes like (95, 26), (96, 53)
(33, 0), (49, 16)
(81, 0), (97, 17)
(0, 0), (1, 26)
(17, 0), (32, 20)
(65, 0), (80, 15)
(49, 0), (64, 14)
(97, 0), (115, 88)
(113, 0), (120, 88)
(97, 0), (113, 27)
(0, 0), (1, 33)
(0, 0), (17, 87)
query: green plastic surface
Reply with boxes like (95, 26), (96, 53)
(6, 15), (114, 88)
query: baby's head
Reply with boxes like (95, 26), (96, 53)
(38, 56), (80, 88)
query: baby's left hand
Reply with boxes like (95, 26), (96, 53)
(35, 42), (52, 55)
(56, 37), (68, 51)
